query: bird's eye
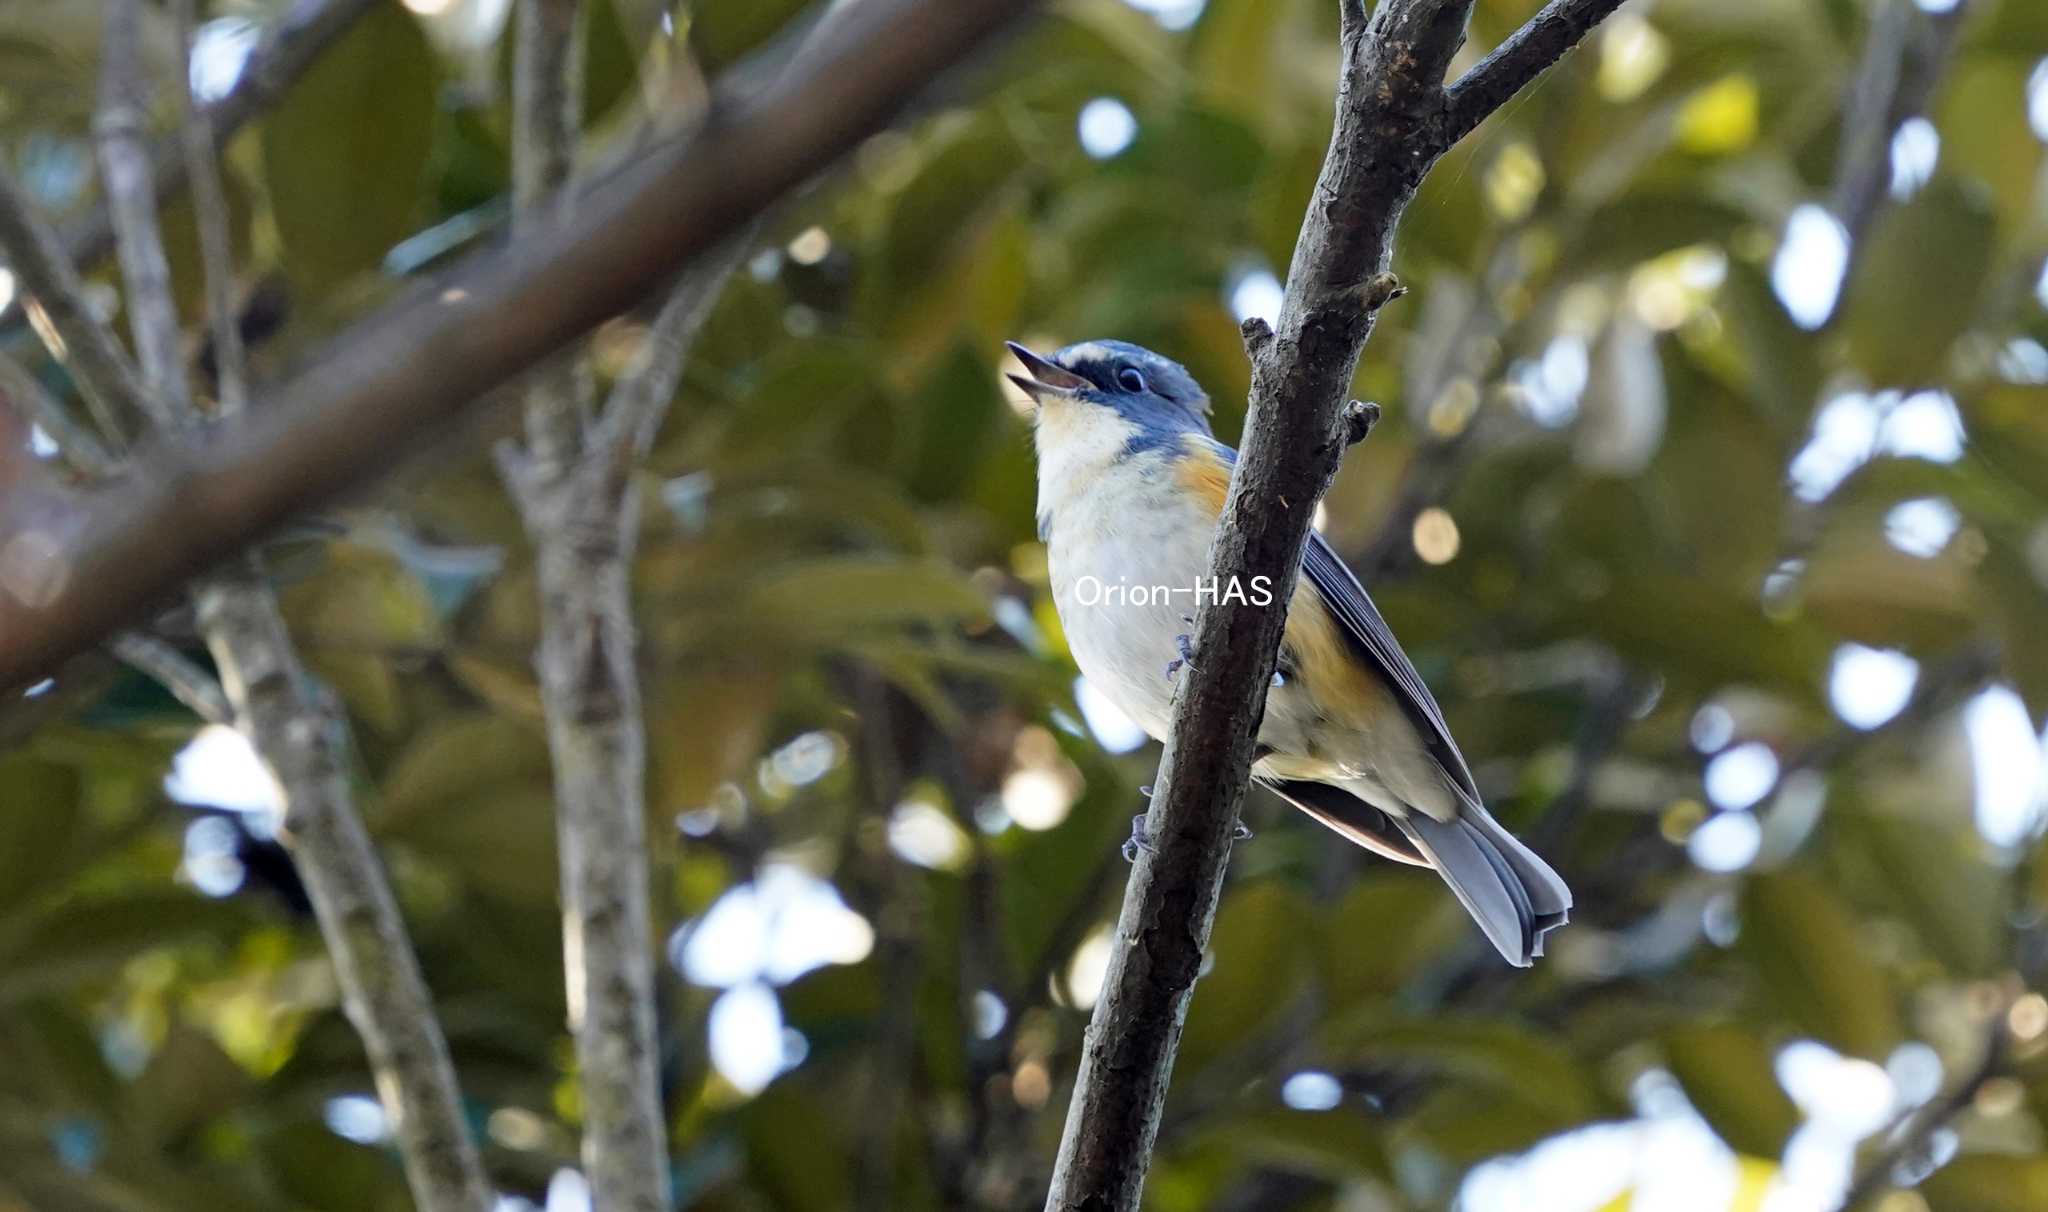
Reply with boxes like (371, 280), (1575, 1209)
(1116, 366), (1148, 393)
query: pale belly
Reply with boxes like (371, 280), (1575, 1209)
(1044, 480), (1389, 796)
(1047, 488), (1211, 741)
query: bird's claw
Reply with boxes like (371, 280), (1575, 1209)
(1123, 811), (1249, 861)
(1165, 620), (1198, 680)
(1122, 813), (1152, 863)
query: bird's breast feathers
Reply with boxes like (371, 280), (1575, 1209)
(1038, 425), (1412, 793)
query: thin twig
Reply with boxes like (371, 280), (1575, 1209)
(1827, 0), (1973, 269)
(108, 632), (229, 725)
(1041, 1), (1631, 1207)
(171, 0), (249, 416)
(0, 173), (148, 442)
(0, 352), (119, 478)
(1840, 1014), (2009, 1209)
(0, 0), (1040, 691)
(93, 0), (195, 428)
(595, 228), (759, 462)
(1438, 0), (1629, 149)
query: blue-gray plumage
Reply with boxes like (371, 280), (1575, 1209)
(1008, 338), (1571, 967)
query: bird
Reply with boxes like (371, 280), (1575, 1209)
(1007, 337), (1571, 967)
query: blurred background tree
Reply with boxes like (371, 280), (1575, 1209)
(1, 0), (2046, 1209)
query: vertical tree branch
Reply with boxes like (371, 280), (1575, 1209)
(500, 1), (668, 1206)
(1041, 2), (1628, 1208)
(76, 4), (495, 1208)
(171, 0), (249, 416)
(92, 1), (194, 429)
(513, 0), (592, 476)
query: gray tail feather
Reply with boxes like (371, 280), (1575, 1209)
(1396, 809), (1572, 968)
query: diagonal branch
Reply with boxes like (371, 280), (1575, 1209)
(84, 4), (494, 1208)
(107, 631), (230, 725)
(1041, 0), (1629, 1207)
(0, 351), (118, 478)
(0, 173), (149, 442)
(0, 0), (1039, 692)
(1827, 0), (1972, 266)
(594, 229), (758, 462)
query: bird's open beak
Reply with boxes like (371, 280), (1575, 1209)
(1005, 341), (1089, 402)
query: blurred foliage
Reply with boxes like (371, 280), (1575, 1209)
(2, 0), (2048, 1209)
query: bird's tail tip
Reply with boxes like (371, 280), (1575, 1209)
(1399, 810), (1572, 968)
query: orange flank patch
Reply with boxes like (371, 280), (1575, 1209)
(1284, 584), (1395, 729)
(1173, 434), (1233, 515)
(1172, 432), (1394, 731)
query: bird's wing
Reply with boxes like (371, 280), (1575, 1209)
(1298, 530), (1483, 806)
(1262, 778), (1428, 865)
(1192, 435), (1480, 805)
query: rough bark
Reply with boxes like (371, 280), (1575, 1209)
(1041, 2), (1626, 1208)
(195, 570), (495, 1212)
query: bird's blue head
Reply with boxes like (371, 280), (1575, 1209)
(1006, 339), (1212, 453)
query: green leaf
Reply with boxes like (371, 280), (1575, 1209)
(376, 713), (550, 829)
(1739, 870), (1902, 1057)
(1935, 56), (2045, 233)
(384, 785), (557, 902)
(1318, 871), (1469, 1012)
(0, 755), (83, 913)
(690, 0), (812, 73)
(262, 3), (437, 291)
(740, 557), (989, 638)
(738, 1085), (850, 1212)
(1920, 1154), (2048, 1212)
(0, 892), (253, 1007)
(1323, 1015), (1600, 1123)
(1856, 812), (2005, 977)
(1180, 880), (1317, 1071)
(582, 0), (638, 123)
(859, 113), (1023, 338)
(1662, 1023), (1799, 1157)
(1180, 1107), (1390, 1183)
(1841, 179), (1996, 385)
(260, 1120), (405, 1212)
(900, 342), (1010, 504)
(128, 1025), (251, 1149)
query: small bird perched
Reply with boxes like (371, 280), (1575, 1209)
(1008, 338), (1571, 966)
